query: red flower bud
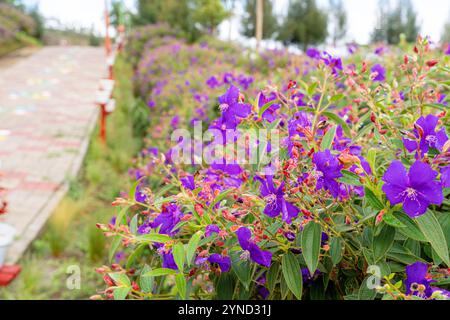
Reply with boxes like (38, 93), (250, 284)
(426, 59), (438, 68)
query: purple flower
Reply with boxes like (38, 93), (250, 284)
(405, 262), (450, 299)
(139, 203), (183, 236)
(223, 72), (235, 84)
(382, 161), (443, 218)
(258, 92), (280, 123)
(206, 76), (220, 88)
(313, 150), (343, 198)
(208, 254), (231, 272)
(205, 224), (220, 237)
(441, 166), (450, 188)
(306, 48), (321, 59)
(181, 175), (196, 190)
(321, 52), (343, 76)
(170, 115), (179, 128)
(374, 46), (386, 56)
(236, 227), (272, 268)
(161, 250), (178, 270)
(302, 268), (321, 285)
(371, 64), (386, 82)
(238, 74), (254, 90)
(437, 94), (448, 106)
(256, 274), (269, 299)
(216, 85), (252, 130)
(403, 115), (448, 155)
(255, 175), (299, 224)
(445, 44), (450, 55)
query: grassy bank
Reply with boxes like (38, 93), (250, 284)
(0, 56), (141, 300)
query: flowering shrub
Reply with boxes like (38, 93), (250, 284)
(95, 31), (450, 300)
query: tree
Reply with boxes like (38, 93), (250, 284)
(110, 0), (132, 29)
(371, 0), (419, 44)
(133, 0), (192, 34)
(192, 0), (229, 34)
(371, 0), (389, 43)
(328, 0), (347, 46)
(278, 0), (328, 51)
(241, 0), (279, 40)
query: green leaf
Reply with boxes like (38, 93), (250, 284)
(135, 233), (171, 243)
(307, 82), (318, 96)
(329, 237), (343, 265)
(266, 263), (279, 293)
(382, 213), (406, 228)
(113, 287), (131, 300)
(372, 224), (395, 262)
(364, 187), (384, 210)
(330, 93), (344, 103)
(126, 243), (147, 269)
(258, 99), (275, 118)
(115, 205), (130, 227)
(129, 214), (138, 234)
(109, 273), (131, 287)
(231, 252), (252, 290)
(209, 189), (232, 209)
(416, 211), (450, 266)
(393, 212), (426, 242)
(339, 170), (363, 186)
(109, 235), (122, 263)
(175, 274), (187, 299)
(301, 221), (322, 275)
(172, 243), (185, 272)
(320, 126), (336, 150)
(129, 177), (144, 202)
(367, 148), (377, 174)
(281, 252), (303, 300)
(322, 111), (351, 136)
(215, 273), (235, 300)
(186, 231), (202, 267)
(358, 278), (377, 300)
(143, 268), (177, 277)
(139, 265), (154, 294)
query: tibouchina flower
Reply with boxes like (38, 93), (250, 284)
(441, 166), (450, 188)
(255, 175), (299, 224)
(405, 262), (450, 299)
(208, 254), (231, 272)
(371, 64), (386, 82)
(382, 161), (443, 218)
(236, 227), (272, 268)
(313, 150), (343, 198)
(403, 115), (448, 155)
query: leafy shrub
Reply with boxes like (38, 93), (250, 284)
(96, 30), (450, 300)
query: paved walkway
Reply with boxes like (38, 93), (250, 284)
(0, 46), (105, 263)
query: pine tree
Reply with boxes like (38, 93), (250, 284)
(279, 0), (328, 51)
(192, 0), (229, 35)
(241, 0), (279, 40)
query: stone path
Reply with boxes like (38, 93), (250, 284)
(0, 46), (105, 263)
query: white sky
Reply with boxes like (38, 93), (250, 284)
(23, 0), (450, 44)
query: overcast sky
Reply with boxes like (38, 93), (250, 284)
(24, 0), (450, 44)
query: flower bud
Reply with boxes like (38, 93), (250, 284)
(426, 59), (438, 68)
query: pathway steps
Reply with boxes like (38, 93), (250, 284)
(0, 46), (105, 263)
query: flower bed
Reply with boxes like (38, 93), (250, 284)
(95, 30), (450, 300)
